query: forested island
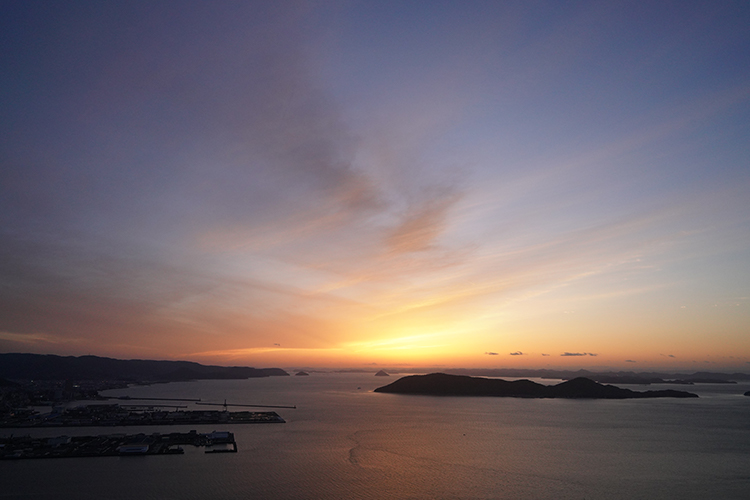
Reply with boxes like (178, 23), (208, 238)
(374, 373), (699, 399)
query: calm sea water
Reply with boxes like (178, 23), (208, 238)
(2, 373), (749, 499)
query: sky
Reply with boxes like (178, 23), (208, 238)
(1, 1), (749, 371)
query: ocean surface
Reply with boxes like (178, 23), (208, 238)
(2, 373), (749, 499)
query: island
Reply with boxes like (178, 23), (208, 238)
(374, 370), (390, 376)
(295, 371), (309, 376)
(374, 373), (699, 399)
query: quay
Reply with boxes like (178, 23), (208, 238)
(0, 430), (237, 460)
(0, 404), (285, 428)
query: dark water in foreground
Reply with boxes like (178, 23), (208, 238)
(2, 373), (749, 499)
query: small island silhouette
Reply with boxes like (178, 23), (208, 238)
(374, 373), (699, 399)
(374, 370), (389, 376)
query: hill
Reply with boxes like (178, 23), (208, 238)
(0, 353), (288, 382)
(374, 373), (698, 399)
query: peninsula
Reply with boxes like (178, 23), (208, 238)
(374, 373), (699, 399)
(0, 353), (288, 382)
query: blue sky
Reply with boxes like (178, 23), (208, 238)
(1, 1), (749, 369)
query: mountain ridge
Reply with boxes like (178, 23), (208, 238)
(0, 353), (289, 381)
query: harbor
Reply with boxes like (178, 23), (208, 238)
(0, 403), (286, 428)
(0, 430), (237, 460)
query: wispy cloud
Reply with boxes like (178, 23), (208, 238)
(0, 331), (81, 345)
(1, 2), (748, 368)
(386, 190), (462, 254)
(189, 346), (343, 358)
(345, 333), (449, 353)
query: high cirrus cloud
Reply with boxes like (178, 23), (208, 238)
(1, 2), (748, 367)
(386, 190), (463, 254)
(0, 2), (468, 356)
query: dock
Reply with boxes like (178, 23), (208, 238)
(0, 404), (286, 428)
(0, 430), (237, 460)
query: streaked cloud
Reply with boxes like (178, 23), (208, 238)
(386, 190), (463, 254)
(0, 2), (748, 368)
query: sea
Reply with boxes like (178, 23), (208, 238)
(1, 373), (749, 499)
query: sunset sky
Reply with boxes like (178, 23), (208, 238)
(2, 1), (749, 370)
